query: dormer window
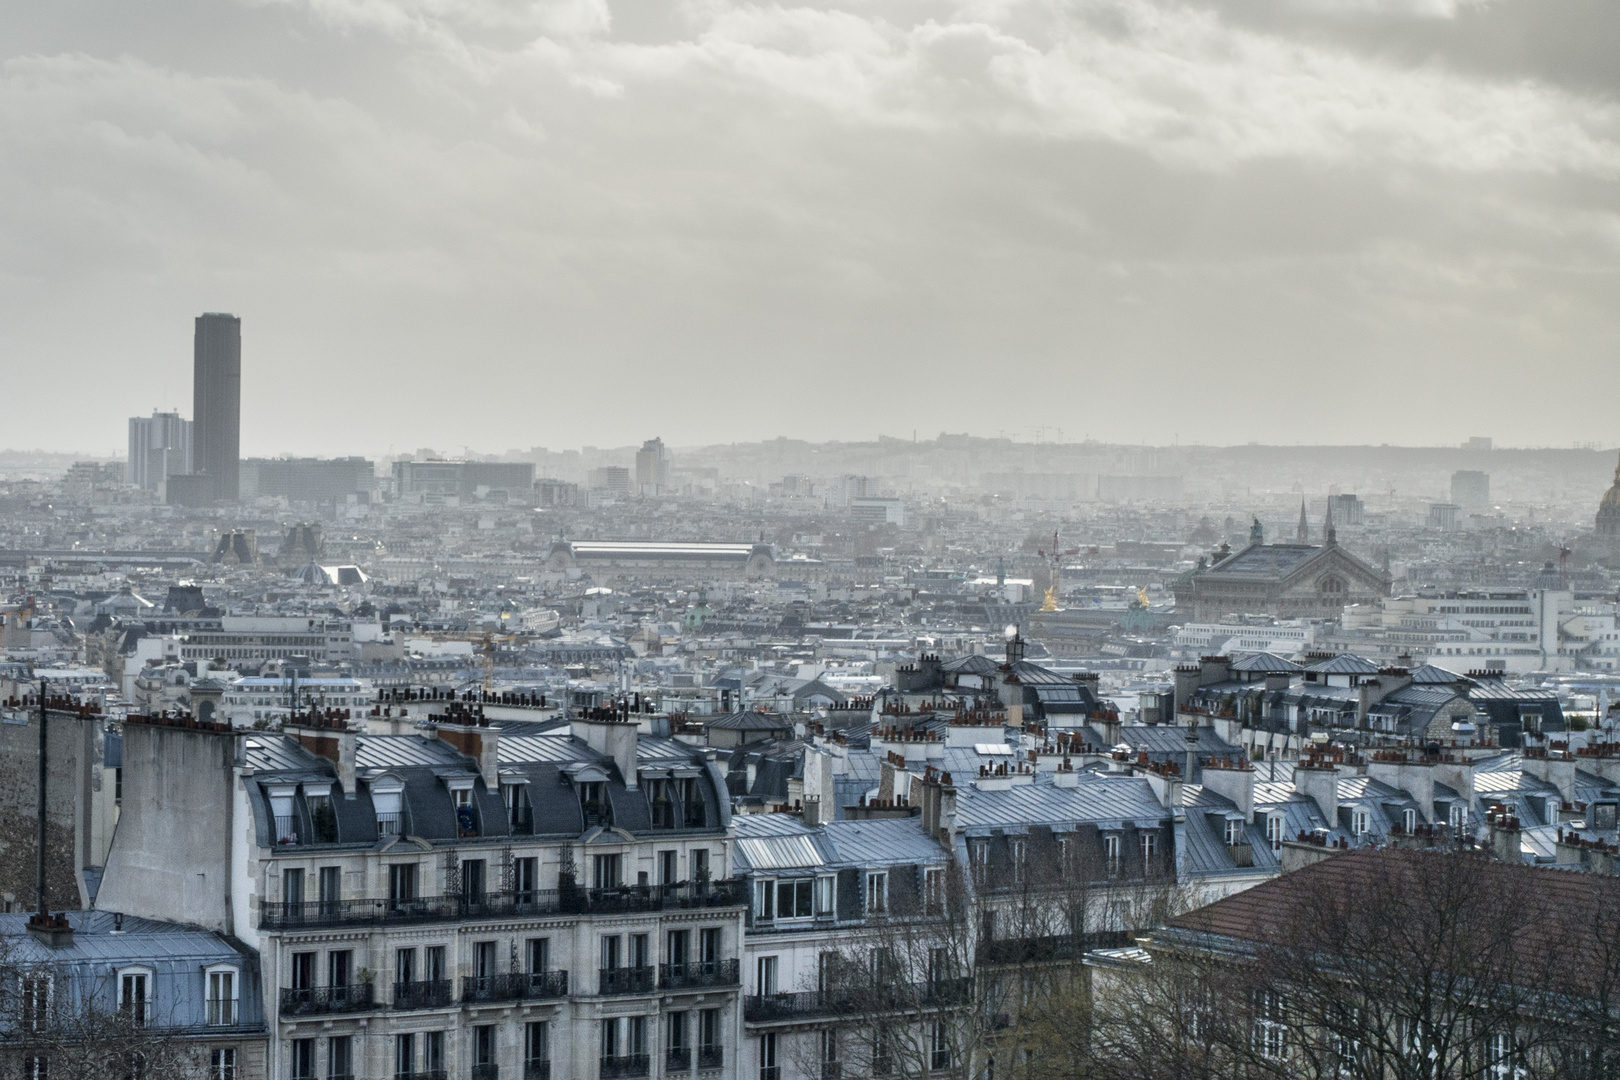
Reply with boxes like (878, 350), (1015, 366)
(206, 964), (240, 1026)
(1449, 804), (1467, 831)
(579, 782), (608, 827)
(372, 778), (404, 837)
(304, 787), (336, 844)
(1266, 815), (1284, 852)
(1352, 810), (1369, 837)
(118, 966), (152, 1027)
(1224, 819), (1243, 846)
(1403, 808), (1417, 834)
(501, 780), (531, 833)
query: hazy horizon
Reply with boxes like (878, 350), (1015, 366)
(5, 0), (1618, 455)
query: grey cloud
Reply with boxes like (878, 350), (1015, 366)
(0, 0), (1614, 453)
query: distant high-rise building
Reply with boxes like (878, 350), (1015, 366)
(1451, 470), (1490, 509)
(635, 437), (670, 496)
(1327, 493), (1365, 526)
(587, 466), (632, 496)
(192, 313), (242, 502)
(127, 410), (192, 492)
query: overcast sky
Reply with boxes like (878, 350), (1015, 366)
(4, 0), (1617, 457)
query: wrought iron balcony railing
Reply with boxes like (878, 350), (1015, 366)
(279, 982), (376, 1016)
(658, 959), (740, 991)
(392, 979), (454, 1010)
(260, 879), (748, 930)
(463, 970), (569, 1004)
(598, 967), (656, 996)
(599, 1055), (650, 1079)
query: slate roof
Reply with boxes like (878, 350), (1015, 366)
(1304, 654), (1381, 675)
(1228, 652), (1302, 674)
(1199, 544), (1322, 578)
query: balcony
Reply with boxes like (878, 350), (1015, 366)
(697, 1047), (723, 1071)
(279, 983), (376, 1016)
(259, 879), (747, 930)
(743, 980), (970, 1024)
(666, 1049), (691, 1073)
(392, 1073), (447, 1080)
(472, 1066), (500, 1080)
(598, 967), (656, 996)
(977, 931), (1130, 967)
(392, 979), (454, 1010)
(659, 960), (740, 992)
(463, 970), (569, 1004)
(524, 1061), (551, 1080)
(821, 1065), (842, 1080)
(599, 1055), (650, 1079)
(581, 879), (748, 916)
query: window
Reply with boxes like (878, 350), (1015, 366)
(923, 868), (944, 915)
(691, 848), (710, 883)
(760, 1033), (779, 1080)
(668, 1010), (689, 1054)
(318, 866), (341, 910)
(423, 1031), (444, 1073)
(1009, 837), (1026, 883)
(528, 937), (551, 974)
(821, 1029), (839, 1072)
(593, 853), (623, 889)
(394, 1033), (415, 1079)
(1143, 832), (1159, 862)
(206, 966), (238, 1025)
(425, 945), (446, 983)
(1483, 1030), (1522, 1080)
(758, 956), (778, 996)
(815, 875), (836, 917)
(659, 849), (679, 885)
(328, 949), (352, 989)
(701, 928), (721, 965)
(1352, 809), (1370, 837)
(602, 1017), (621, 1059)
(475, 940), (497, 980)
(866, 872), (888, 914)
(21, 974), (52, 1031)
(681, 778), (708, 828)
(1450, 804), (1467, 831)
(210, 1049), (236, 1080)
(118, 968), (151, 1027)
(291, 1038), (315, 1080)
(462, 858), (488, 902)
(629, 1015), (648, 1057)
(328, 1036), (351, 1079)
(283, 867), (305, 910)
(24, 1057), (46, 1080)
(1251, 991), (1288, 1059)
(387, 863), (417, 904)
(632, 933), (650, 970)
(1402, 808), (1417, 834)
(777, 879), (813, 919)
(601, 935), (622, 971)
(514, 857), (538, 902)
(1224, 819), (1243, 846)
(526, 1021), (550, 1068)
(931, 1021), (951, 1071)
(1267, 814), (1284, 851)
(873, 1027), (893, 1076)
(579, 781), (606, 824)
(1103, 834), (1121, 875)
(668, 929), (690, 965)
(290, 952), (315, 990)
(475, 1025), (496, 1067)
(968, 839), (989, 885)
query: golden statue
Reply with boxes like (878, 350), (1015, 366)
(1041, 586), (1058, 612)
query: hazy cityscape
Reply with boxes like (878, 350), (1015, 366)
(6, 0), (1620, 1077)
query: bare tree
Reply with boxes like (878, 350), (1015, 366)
(0, 939), (216, 1080)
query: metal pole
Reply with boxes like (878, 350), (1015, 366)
(37, 677), (47, 914)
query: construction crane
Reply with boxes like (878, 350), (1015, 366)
(425, 630), (520, 694)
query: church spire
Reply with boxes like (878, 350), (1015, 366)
(1296, 499), (1309, 543)
(1324, 497), (1336, 546)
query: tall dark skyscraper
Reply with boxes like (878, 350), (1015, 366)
(192, 312), (241, 502)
